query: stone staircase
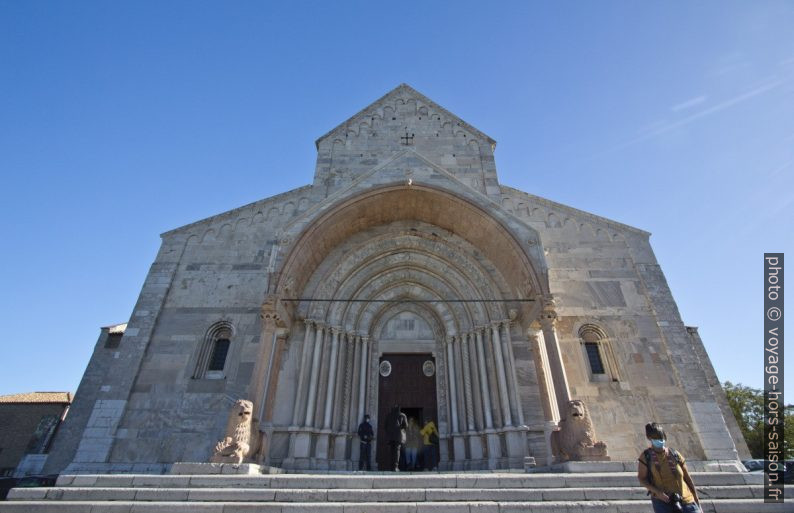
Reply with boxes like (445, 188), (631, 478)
(2, 471), (787, 512)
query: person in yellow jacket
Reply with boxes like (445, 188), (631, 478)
(638, 422), (701, 513)
(420, 419), (439, 471)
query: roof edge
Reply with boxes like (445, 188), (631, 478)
(500, 184), (652, 237)
(160, 184), (313, 238)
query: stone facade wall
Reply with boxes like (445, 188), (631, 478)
(45, 84), (744, 472)
(500, 185), (740, 461)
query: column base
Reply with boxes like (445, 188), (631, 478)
(485, 431), (501, 469)
(452, 434), (466, 470)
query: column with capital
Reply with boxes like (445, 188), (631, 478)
(527, 322), (559, 466)
(250, 298), (289, 464)
(490, 322), (512, 427)
(540, 298), (570, 416)
(258, 326), (290, 463)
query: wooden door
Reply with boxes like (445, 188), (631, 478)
(376, 353), (437, 470)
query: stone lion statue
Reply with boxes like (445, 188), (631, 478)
(210, 399), (259, 465)
(550, 399), (609, 462)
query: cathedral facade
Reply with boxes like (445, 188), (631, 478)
(44, 84), (748, 474)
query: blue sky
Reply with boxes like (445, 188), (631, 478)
(1, 1), (791, 400)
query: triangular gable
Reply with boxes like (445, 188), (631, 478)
(314, 83), (497, 150)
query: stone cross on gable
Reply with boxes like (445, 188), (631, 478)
(401, 131), (415, 145)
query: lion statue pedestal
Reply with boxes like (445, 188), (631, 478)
(551, 400), (610, 463)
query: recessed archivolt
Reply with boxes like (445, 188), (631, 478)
(306, 222), (512, 298)
(336, 270), (473, 332)
(372, 303), (445, 344)
(347, 281), (460, 335)
(329, 258), (492, 322)
(298, 224), (511, 325)
(274, 185), (547, 310)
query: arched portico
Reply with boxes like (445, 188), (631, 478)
(252, 184), (570, 470)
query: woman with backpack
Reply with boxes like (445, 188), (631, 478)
(638, 422), (701, 513)
(420, 418), (439, 471)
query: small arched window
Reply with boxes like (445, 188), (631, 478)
(578, 324), (620, 382)
(194, 322), (234, 379)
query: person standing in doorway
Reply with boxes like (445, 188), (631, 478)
(405, 417), (421, 470)
(356, 413), (374, 471)
(420, 418), (439, 471)
(385, 404), (407, 471)
(638, 422), (701, 513)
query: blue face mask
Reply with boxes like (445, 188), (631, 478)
(651, 439), (666, 449)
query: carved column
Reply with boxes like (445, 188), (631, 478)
(304, 324), (325, 427)
(292, 320), (315, 426)
(501, 320), (524, 425)
(460, 332), (476, 431)
(357, 335), (369, 423)
(527, 323), (558, 423)
(445, 336), (459, 433)
(474, 327), (494, 429)
(490, 322), (512, 427)
(323, 327), (341, 429)
(250, 296), (289, 426)
(540, 298), (571, 415)
(263, 327), (290, 422)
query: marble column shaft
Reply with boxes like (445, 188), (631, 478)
(251, 315), (278, 424)
(500, 321), (524, 425)
(292, 320), (315, 426)
(446, 336), (459, 433)
(460, 333), (476, 431)
(528, 325), (559, 423)
(474, 327), (494, 429)
(341, 334), (355, 431)
(540, 313), (571, 416)
(490, 322), (512, 427)
(304, 324), (325, 427)
(323, 328), (341, 429)
(357, 336), (369, 423)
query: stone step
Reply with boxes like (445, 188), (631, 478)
(0, 499), (788, 513)
(50, 472), (763, 489)
(6, 485), (773, 502)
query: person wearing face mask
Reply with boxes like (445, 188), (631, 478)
(638, 423), (701, 513)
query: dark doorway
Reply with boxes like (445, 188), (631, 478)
(376, 353), (438, 471)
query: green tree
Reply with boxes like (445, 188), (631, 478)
(723, 381), (792, 460)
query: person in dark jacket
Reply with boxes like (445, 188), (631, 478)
(357, 414), (374, 470)
(384, 404), (408, 471)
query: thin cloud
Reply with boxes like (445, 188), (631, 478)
(587, 79), (783, 159)
(672, 95), (707, 112)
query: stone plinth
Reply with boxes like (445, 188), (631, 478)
(169, 462), (284, 475)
